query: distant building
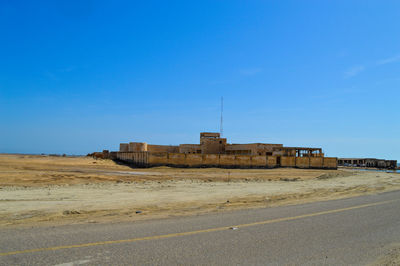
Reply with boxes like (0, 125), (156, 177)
(338, 158), (397, 169)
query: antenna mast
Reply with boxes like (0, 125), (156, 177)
(220, 96), (223, 136)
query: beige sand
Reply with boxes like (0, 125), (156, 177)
(1, 154), (399, 227)
(370, 243), (400, 266)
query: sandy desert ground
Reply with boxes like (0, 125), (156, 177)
(1, 154), (399, 227)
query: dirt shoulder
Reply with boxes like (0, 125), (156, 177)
(1, 154), (399, 228)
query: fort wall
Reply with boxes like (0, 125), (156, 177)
(251, 155), (267, 167)
(115, 152), (148, 166)
(128, 142), (147, 152)
(310, 157), (323, 168)
(323, 157), (338, 169)
(203, 154), (219, 166)
(220, 154), (236, 167)
(147, 152), (167, 165)
(113, 152), (337, 169)
(281, 156), (295, 167)
(147, 144), (179, 153)
(119, 143), (129, 152)
(295, 157), (309, 168)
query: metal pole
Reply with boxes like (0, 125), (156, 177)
(220, 96), (223, 136)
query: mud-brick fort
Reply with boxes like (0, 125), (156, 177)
(107, 132), (337, 169)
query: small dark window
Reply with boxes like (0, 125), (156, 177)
(219, 141), (222, 144)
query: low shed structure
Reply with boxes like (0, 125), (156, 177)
(338, 158), (397, 169)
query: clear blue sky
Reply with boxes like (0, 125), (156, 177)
(1, 1), (399, 160)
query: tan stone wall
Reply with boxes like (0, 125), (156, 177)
(226, 143), (283, 156)
(323, 157), (337, 169)
(200, 132), (220, 138)
(119, 143), (129, 152)
(179, 144), (201, 154)
(167, 153), (186, 165)
(148, 152), (168, 165)
(235, 155), (252, 167)
(116, 152), (148, 165)
(225, 144), (255, 155)
(147, 144), (179, 153)
(115, 152), (336, 169)
(296, 157), (310, 168)
(281, 156), (295, 167)
(251, 155), (267, 167)
(256, 144), (284, 155)
(128, 142), (148, 152)
(201, 138), (226, 154)
(219, 155), (236, 166)
(310, 157), (323, 168)
(203, 154), (219, 165)
(185, 154), (203, 166)
(267, 156), (277, 167)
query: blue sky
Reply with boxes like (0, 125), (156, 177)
(1, 1), (399, 160)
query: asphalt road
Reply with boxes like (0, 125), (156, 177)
(1, 190), (400, 265)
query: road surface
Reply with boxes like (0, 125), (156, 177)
(1, 190), (400, 265)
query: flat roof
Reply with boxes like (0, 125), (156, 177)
(339, 158), (396, 161)
(278, 147), (322, 150)
(229, 143), (283, 145)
